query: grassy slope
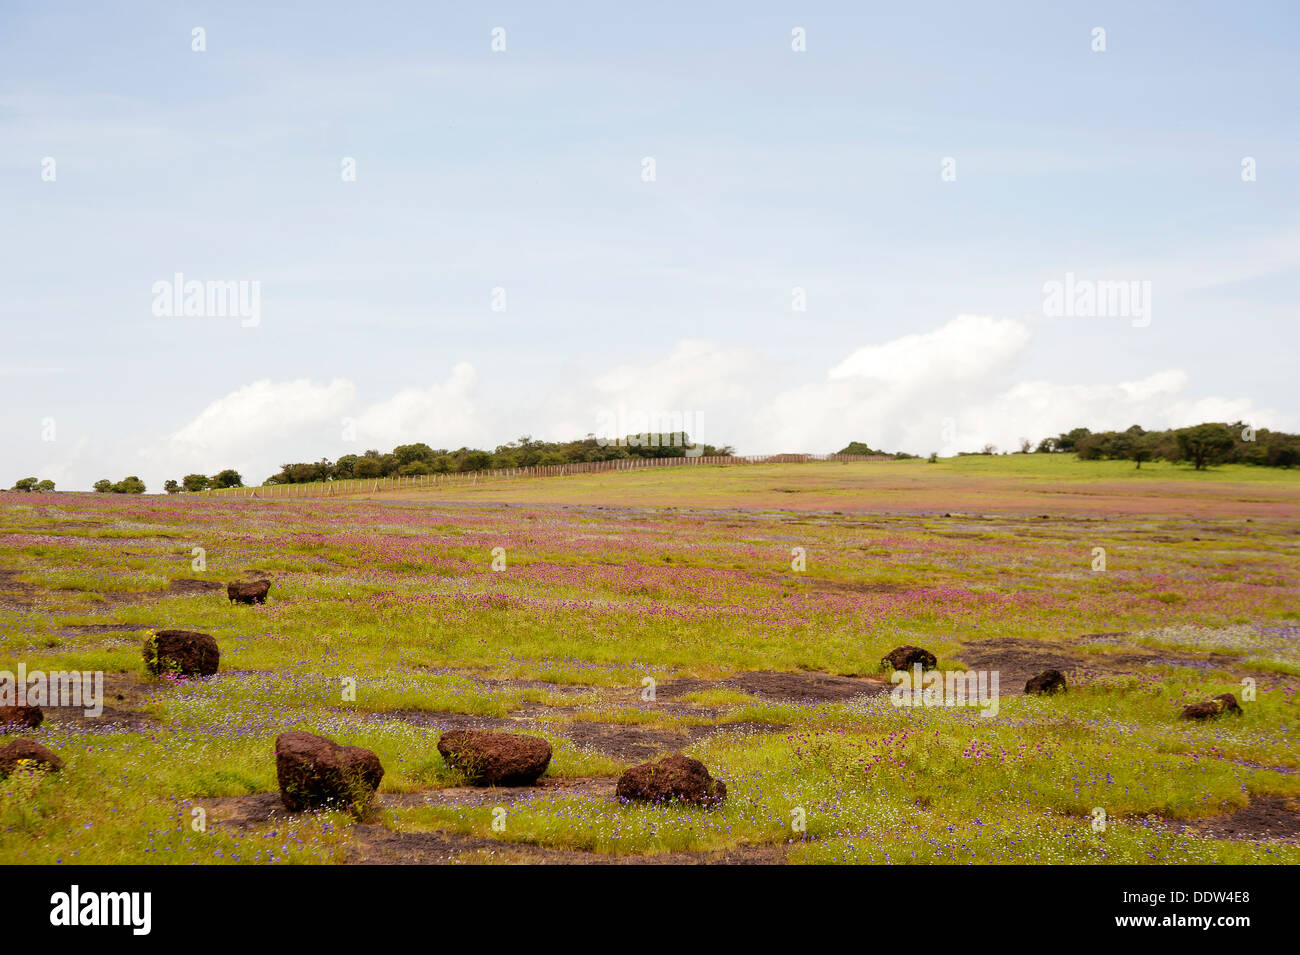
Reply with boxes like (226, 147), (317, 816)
(1, 457), (1298, 864)
(354, 456), (1300, 517)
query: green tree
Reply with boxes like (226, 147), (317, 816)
(455, 450), (494, 472)
(1055, 428), (1091, 452)
(11, 477), (38, 491)
(211, 469), (243, 489)
(35, 479), (55, 492)
(1131, 433), (1158, 469)
(837, 441), (881, 455)
(1176, 424), (1236, 470)
(163, 479), (181, 494)
(113, 476), (146, 494)
(93, 479), (113, 493)
(1075, 433), (1107, 460)
(183, 473), (211, 492)
(393, 443), (436, 466)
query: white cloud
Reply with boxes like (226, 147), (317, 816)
(137, 378), (355, 483)
(353, 362), (485, 451)
(749, 315), (1034, 453)
(132, 364), (488, 486)
(93, 317), (1292, 490)
(589, 339), (758, 408)
(827, 315), (1031, 385)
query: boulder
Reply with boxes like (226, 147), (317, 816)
(1180, 693), (1244, 721)
(1025, 669), (1067, 695)
(0, 738), (63, 777)
(437, 730), (552, 786)
(0, 704), (43, 728)
(228, 578), (271, 605)
(143, 630), (220, 676)
(275, 731), (384, 815)
(616, 754), (726, 808)
(880, 645), (937, 672)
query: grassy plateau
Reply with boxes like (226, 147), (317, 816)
(2, 455), (1298, 864)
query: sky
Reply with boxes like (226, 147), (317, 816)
(1, 1), (1297, 490)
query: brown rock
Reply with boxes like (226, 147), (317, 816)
(275, 731), (384, 815)
(0, 704), (43, 728)
(881, 645), (937, 672)
(0, 738), (64, 777)
(437, 730), (552, 786)
(1180, 693), (1244, 721)
(616, 754), (726, 808)
(228, 578), (271, 604)
(143, 630), (220, 676)
(1025, 669), (1067, 695)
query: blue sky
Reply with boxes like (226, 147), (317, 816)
(2, 1), (1297, 489)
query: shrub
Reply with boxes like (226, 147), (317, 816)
(211, 469), (243, 489)
(113, 476), (146, 494)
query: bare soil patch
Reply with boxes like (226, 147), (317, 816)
(196, 786), (794, 864)
(559, 718), (787, 762)
(655, 669), (889, 704)
(197, 777), (620, 833)
(724, 670), (889, 702)
(382, 776), (617, 808)
(357, 709), (520, 732)
(195, 792), (290, 829)
(39, 671), (161, 729)
(1142, 796), (1300, 843)
(0, 569), (41, 609)
(165, 578), (224, 596)
(958, 636), (1250, 693)
(348, 826), (501, 864)
(561, 722), (691, 761)
(347, 825), (790, 865)
(956, 638), (1084, 694)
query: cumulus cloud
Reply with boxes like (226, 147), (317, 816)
(747, 315), (1035, 452)
(749, 318), (1288, 455)
(353, 362), (485, 451)
(827, 315), (1031, 385)
(138, 377), (355, 483)
(541, 339), (760, 445)
(134, 365), (490, 487)
(165, 378), (356, 457)
(118, 316), (1290, 490)
(568, 317), (1288, 457)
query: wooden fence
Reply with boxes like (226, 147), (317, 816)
(203, 453), (893, 500)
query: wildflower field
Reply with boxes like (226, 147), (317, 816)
(2, 456), (1298, 864)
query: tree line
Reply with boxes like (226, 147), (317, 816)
(178, 434), (734, 489)
(10, 477), (56, 492)
(8, 422), (1294, 496)
(1035, 422), (1298, 469)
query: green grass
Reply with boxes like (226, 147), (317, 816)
(2, 457), (1298, 864)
